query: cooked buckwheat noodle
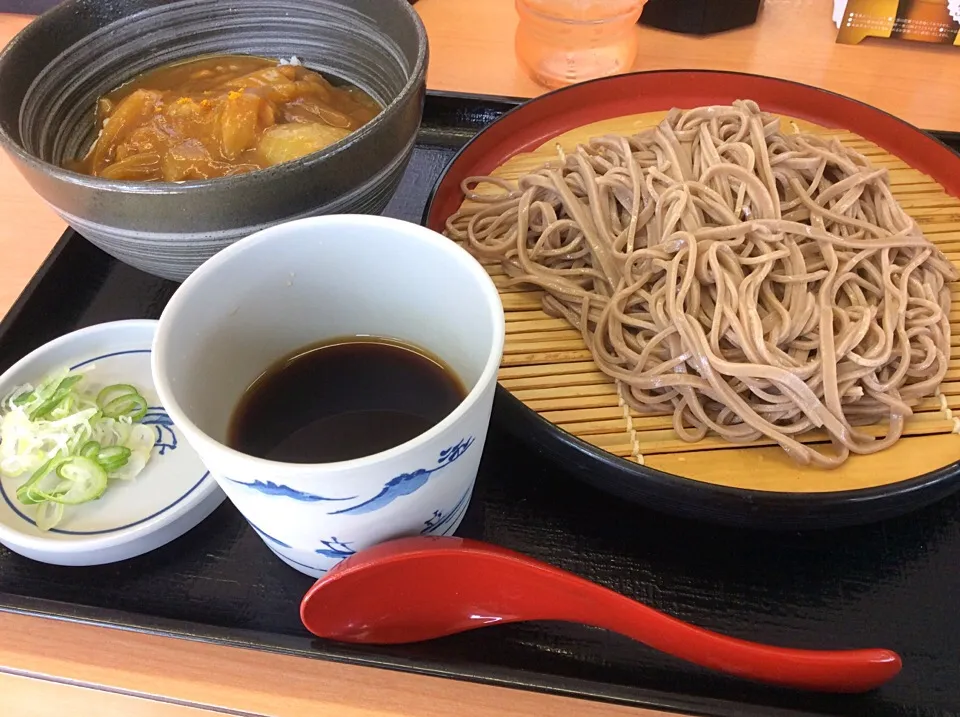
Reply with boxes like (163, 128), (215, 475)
(445, 100), (958, 468)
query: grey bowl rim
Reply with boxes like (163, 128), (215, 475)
(0, 0), (428, 197)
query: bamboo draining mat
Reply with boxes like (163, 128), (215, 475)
(453, 110), (960, 493)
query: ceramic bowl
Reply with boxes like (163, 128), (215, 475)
(152, 215), (505, 577)
(0, 0), (427, 281)
(0, 320), (223, 566)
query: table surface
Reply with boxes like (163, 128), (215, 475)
(1, 1), (957, 714)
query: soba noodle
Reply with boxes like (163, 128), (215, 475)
(445, 100), (958, 468)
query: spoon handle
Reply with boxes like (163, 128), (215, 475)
(551, 571), (900, 693)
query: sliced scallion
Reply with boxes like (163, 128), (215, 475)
(29, 375), (84, 421)
(1, 371), (156, 530)
(101, 393), (148, 421)
(16, 455), (70, 505)
(97, 445), (131, 473)
(50, 456), (108, 504)
(79, 440), (101, 459)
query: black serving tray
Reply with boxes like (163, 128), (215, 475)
(3, 91), (960, 717)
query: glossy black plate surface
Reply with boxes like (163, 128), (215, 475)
(2, 92), (960, 717)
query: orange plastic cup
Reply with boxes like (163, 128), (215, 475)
(515, 0), (648, 89)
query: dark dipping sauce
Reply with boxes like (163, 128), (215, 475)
(227, 337), (467, 463)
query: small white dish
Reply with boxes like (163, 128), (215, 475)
(0, 320), (223, 566)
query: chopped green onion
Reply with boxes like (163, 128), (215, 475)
(97, 445), (131, 473)
(96, 384), (139, 409)
(29, 375), (84, 421)
(0, 371), (156, 530)
(36, 501), (64, 532)
(57, 375), (84, 392)
(16, 455), (70, 505)
(12, 391), (34, 407)
(101, 393), (148, 421)
(50, 457), (108, 504)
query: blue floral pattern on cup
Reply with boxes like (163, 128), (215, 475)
(249, 522), (292, 548)
(329, 437), (475, 516)
(314, 537), (355, 559)
(421, 484), (472, 537)
(236, 437), (477, 575)
(223, 478), (357, 502)
(221, 437), (474, 512)
(247, 520), (354, 566)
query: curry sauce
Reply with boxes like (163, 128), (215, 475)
(68, 55), (381, 181)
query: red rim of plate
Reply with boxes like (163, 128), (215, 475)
(422, 69), (960, 525)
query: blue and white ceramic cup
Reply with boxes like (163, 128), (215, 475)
(153, 215), (505, 577)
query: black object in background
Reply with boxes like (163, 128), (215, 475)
(640, 0), (763, 34)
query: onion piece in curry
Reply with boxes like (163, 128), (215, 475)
(67, 55), (381, 182)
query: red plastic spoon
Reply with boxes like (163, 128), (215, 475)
(300, 536), (901, 693)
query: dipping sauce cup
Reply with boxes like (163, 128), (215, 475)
(153, 215), (504, 577)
